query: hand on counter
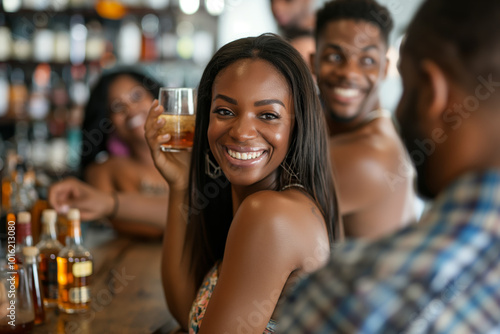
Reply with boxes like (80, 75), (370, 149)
(48, 177), (115, 221)
(48, 177), (169, 237)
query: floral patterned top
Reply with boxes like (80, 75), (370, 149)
(189, 263), (277, 333)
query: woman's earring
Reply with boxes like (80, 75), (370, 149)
(205, 150), (222, 179)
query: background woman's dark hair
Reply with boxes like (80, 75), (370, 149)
(80, 68), (162, 175)
(186, 33), (339, 287)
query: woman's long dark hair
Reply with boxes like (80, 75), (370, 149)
(186, 34), (339, 287)
(80, 68), (162, 174)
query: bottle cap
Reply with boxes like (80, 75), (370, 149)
(42, 209), (57, 225)
(22, 246), (39, 257)
(18, 211), (31, 224)
(67, 208), (80, 221)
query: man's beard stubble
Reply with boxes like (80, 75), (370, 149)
(397, 90), (437, 200)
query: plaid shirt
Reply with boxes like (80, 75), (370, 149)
(277, 170), (500, 334)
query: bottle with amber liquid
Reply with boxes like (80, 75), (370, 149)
(36, 209), (63, 307)
(57, 209), (92, 313)
(23, 246), (45, 325)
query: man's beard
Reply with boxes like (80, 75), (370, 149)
(397, 91), (437, 200)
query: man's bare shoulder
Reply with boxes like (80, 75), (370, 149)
(330, 117), (406, 172)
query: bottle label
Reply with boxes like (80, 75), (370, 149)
(72, 261), (92, 278)
(69, 286), (91, 303)
(46, 260), (59, 299)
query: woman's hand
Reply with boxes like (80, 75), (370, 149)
(144, 100), (191, 191)
(48, 177), (114, 221)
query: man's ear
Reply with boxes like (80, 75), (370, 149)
(309, 53), (317, 77)
(419, 59), (449, 123)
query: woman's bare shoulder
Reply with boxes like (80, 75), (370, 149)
(240, 189), (324, 223)
(226, 189), (330, 273)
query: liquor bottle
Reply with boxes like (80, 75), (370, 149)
(0, 15), (12, 62)
(2, 0), (22, 12)
(1, 152), (17, 211)
(141, 14), (160, 61)
(36, 209), (63, 308)
(69, 15), (87, 65)
(57, 209), (92, 313)
(23, 246), (46, 325)
(53, 24), (70, 63)
(15, 211), (33, 264)
(0, 66), (10, 117)
(117, 17), (142, 64)
(56, 212), (68, 246)
(85, 20), (105, 62)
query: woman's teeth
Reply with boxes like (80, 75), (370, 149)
(227, 149), (264, 160)
(334, 87), (360, 98)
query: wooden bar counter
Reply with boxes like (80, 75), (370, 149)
(32, 223), (178, 334)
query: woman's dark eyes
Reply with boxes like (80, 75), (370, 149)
(213, 109), (280, 120)
(214, 108), (233, 116)
(260, 113), (279, 120)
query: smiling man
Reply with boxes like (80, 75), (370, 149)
(312, 0), (416, 239)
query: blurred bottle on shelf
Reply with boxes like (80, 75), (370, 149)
(33, 28), (55, 63)
(14, 121), (30, 162)
(29, 64), (52, 121)
(23, 246), (46, 325)
(141, 14), (160, 61)
(145, 0), (170, 9)
(31, 122), (50, 170)
(51, 0), (69, 11)
(8, 68), (28, 120)
(95, 0), (127, 20)
(1, 152), (17, 212)
(117, 16), (142, 64)
(54, 24), (71, 63)
(69, 15), (87, 66)
(23, 0), (50, 10)
(0, 14), (12, 62)
(66, 105), (83, 171)
(10, 18), (32, 61)
(2, 0), (22, 12)
(85, 20), (105, 62)
(70, 0), (89, 9)
(0, 68), (9, 118)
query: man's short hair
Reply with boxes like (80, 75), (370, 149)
(403, 0), (500, 90)
(315, 0), (394, 46)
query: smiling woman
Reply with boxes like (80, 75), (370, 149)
(145, 33), (341, 333)
(81, 69), (169, 238)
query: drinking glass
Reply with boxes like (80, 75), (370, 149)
(0, 264), (35, 332)
(157, 88), (196, 152)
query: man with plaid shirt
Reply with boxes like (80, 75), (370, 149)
(278, 0), (500, 332)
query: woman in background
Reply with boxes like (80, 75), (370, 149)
(145, 34), (341, 333)
(80, 69), (168, 238)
